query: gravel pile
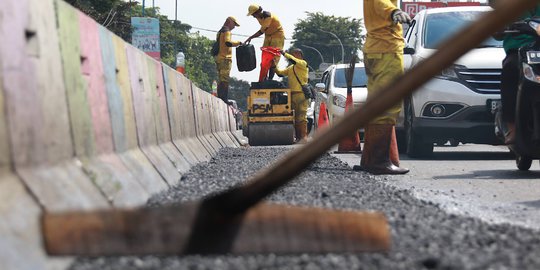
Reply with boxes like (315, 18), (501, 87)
(71, 147), (540, 270)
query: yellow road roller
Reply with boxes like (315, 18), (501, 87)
(243, 81), (295, 146)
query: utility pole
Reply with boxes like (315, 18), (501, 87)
(175, 0), (178, 21)
(142, 0), (145, 17)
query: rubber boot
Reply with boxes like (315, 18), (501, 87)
(389, 126), (400, 167)
(217, 82), (229, 103)
(354, 124), (409, 175)
(294, 123), (301, 142)
(294, 123), (308, 144)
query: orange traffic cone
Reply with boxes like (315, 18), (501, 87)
(317, 102), (329, 130)
(335, 92), (362, 153)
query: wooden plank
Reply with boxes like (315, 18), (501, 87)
(43, 203), (390, 255)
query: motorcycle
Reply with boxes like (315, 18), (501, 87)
(494, 17), (540, 170)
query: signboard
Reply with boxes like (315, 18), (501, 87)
(401, 1), (481, 18)
(131, 17), (161, 60)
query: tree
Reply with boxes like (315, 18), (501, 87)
(292, 12), (364, 70)
(68, 0), (218, 92)
(64, 0), (135, 41)
(228, 78), (251, 111)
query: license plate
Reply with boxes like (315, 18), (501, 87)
(527, 51), (540, 64)
(487, 99), (501, 114)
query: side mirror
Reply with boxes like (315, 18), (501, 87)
(404, 47), (416, 55)
(315, 83), (326, 92)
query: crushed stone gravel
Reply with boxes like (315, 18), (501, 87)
(70, 147), (540, 270)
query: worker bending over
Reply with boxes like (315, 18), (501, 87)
(215, 16), (242, 103)
(245, 4), (285, 80)
(357, 0), (410, 175)
(275, 48), (309, 143)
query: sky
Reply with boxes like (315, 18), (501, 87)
(147, 0), (364, 82)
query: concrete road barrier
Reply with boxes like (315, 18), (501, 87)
(0, 0), (241, 269)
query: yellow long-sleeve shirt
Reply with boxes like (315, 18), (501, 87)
(363, 0), (404, 54)
(275, 53), (308, 93)
(216, 28), (241, 59)
(257, 13), (285, 38)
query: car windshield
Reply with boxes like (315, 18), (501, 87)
(424, 11), (502, 49)
(333, 67), (368, 88)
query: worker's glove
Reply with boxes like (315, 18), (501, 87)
(391, 9), (411, 24)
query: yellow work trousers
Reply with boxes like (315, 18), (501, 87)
(263, 35), (285, 68)
(292, 92), (309, 124)
(364, 53), (404, 125)
(215, 57), (232, 83)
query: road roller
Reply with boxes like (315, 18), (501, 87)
(243, 81), (295, 146)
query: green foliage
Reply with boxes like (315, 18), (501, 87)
(228, 78), (251, 111)
(292, 12), (364, 70)
(66, 0), (219, 92)
(64, 0), (135, 41)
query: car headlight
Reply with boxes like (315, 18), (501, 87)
(436, 64), (464, 79)
(332, 94), (346, 108)
(523, 62), (540, 83)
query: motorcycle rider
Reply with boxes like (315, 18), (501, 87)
(489, 0), (540, 144)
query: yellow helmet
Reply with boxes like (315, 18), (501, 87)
(247, 4), (261, 16)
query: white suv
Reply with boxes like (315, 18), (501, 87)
(313, 63), (368, 129)
(397, 6), (505, 157)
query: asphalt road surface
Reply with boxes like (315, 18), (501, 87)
(335, 143), (540, 231)
(71, 145), (540, 270)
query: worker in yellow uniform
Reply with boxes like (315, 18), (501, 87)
(356, 0), (411, 175)
(275, 48), (309, 143)
(215, 16), (242, 103)
(245, 4), (285, 80)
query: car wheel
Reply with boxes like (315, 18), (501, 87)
(405, 100), (433, 158)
